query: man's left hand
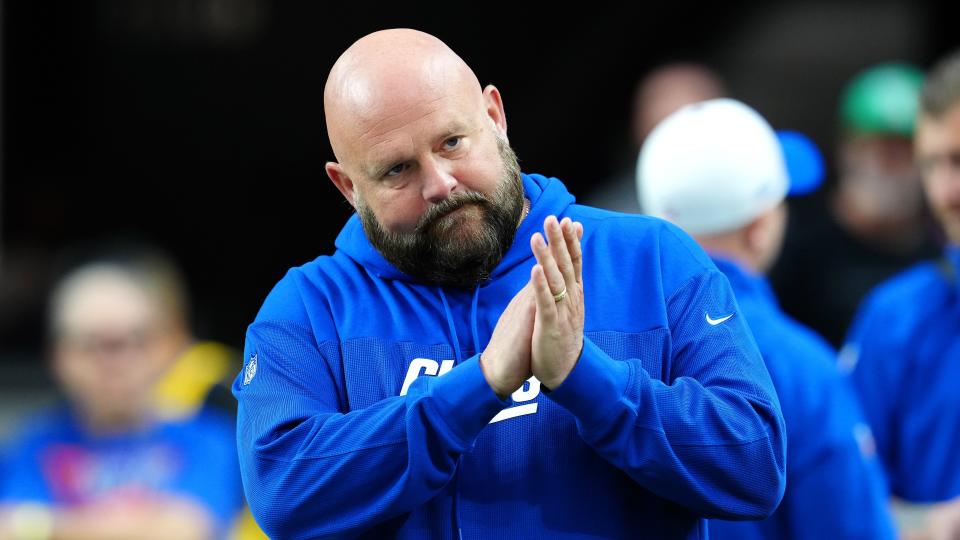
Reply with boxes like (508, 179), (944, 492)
(530, 215), (584, 390)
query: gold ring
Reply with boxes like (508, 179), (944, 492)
(553, 287), (568, 303)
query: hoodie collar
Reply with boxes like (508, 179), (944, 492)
(710, 256), (779, 310)
(334, 172), (576, 283)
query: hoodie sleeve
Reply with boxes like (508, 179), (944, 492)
(234, 317), (508, 539)
(546, 268), (787, 520)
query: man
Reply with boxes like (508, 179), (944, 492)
(639, 98), (895, 539)
(234, 29), (786, 539)
(585, 62), (726, 213)
(844, 51), (960, 540)
(772, 63), (937, 347)
(0, 250), (244, 540)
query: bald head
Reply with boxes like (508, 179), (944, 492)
(324, 29), (485, 167)
(319, 30), (519, 287)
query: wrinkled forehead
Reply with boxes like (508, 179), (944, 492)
(326, 53), (484, 163)
(358, 75), (472, 130)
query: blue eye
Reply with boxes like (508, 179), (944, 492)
(443, 137), (461, 150)
(385, 164), (406, 177)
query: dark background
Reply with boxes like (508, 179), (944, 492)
(2, 1), (958, 375)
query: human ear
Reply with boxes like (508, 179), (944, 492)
(746, 204), (788, 272)
(326, 162), (358, 209)
(743, 212), (770, 257)
(482, 85), (508, 138)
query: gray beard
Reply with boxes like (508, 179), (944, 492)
(357, 136), (524, 289)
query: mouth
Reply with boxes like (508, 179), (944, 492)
(430, 203), (483, 233)
(418, 197), (486, 234)
(442, 203), (479, 219)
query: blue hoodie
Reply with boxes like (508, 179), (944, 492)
(843, 246), (960, 502)
(234, 173), (787, 539)
(708, 258), (895, 540)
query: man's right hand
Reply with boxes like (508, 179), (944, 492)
(480, 283), (535, 399)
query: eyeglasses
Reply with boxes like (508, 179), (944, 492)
(56, 327), (159, 358)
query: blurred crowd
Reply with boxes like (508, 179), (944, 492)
(0, 248), (264, 539)
(1, 35), (959, 540)
(624, 52), (960, 540)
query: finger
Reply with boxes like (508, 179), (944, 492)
(530, 232), (565, 295)
(531, 264), (558, 324)
(563, 220), (583, 284)
(546, 216), (576, 286)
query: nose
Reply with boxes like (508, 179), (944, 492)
(420, 159), (457, 203)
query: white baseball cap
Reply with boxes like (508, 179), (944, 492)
(638, 98), (792, 235)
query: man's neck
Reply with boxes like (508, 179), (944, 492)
(78, 406), (155, 437)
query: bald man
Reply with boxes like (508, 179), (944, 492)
(234, 29), (786, 539)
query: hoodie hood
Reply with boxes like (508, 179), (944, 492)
(334, 172), (577, 283)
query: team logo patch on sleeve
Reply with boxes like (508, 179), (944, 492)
(243, 352), (258, 385)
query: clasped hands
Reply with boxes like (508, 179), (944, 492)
(481, 215), (584, 399)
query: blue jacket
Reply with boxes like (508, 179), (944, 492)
(708, 258), (895, 540)
(234, 173), (787, 539)
(844, 246), (960, 502)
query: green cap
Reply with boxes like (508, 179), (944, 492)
(840, 63), (925, 136)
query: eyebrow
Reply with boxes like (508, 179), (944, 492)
(365, 121), (471, 179)
(366, 161), (394, 180)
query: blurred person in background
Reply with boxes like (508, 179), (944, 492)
(0, 249), (244, 540)
(640, 98), (896, 540)
(843, 51), (960, 540)
(773, 63), (938, 347)
(585, 62), (726, 213)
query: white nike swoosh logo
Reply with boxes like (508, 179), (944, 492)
(705, 313), (734, 326)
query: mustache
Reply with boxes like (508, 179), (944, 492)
(414, 191), (491, 234)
